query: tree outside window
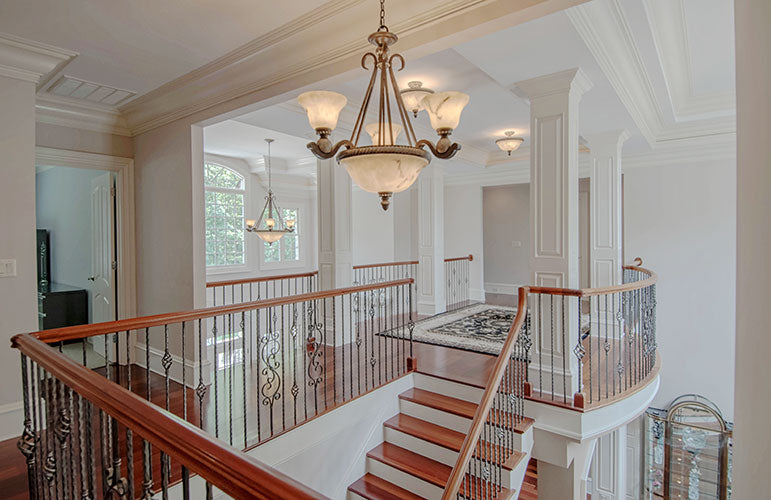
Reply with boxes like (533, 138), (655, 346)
(264, 207), (300, 264)
(204, 163), (245, 268)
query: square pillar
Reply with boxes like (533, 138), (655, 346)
(417, 164), (446, 316)
(586, 130), (629, 288)
(515, 68), (592, 400)
(317, 159), (353, 347)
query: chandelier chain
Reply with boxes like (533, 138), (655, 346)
(379, 0), (387, 31)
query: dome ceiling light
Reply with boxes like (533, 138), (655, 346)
(245, 139), (295, 244)
(298, 0), (469, 210)
(400, 81), (434, 118)
(495, 131), (524, 156)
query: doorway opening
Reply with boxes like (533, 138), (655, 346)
(35, 165), (118, 331)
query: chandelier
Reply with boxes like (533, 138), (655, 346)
(245, 139), (295, 244)
(298, 0), (469, 210)
(495, 131), (524, 156)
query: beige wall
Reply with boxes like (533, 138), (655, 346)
(0, 75), (39, 439)
(483, 184), (530, 293)
(36, 122), (133, 158)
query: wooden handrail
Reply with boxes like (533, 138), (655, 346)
(33, 279), (414, 344)
(206, 270), (318, 288)
(444, 254), (473, 263)
(352, 260), (418, 270)
(527, 260), (657, 298)
(11, 334), (328, 500)
(442, 287), (528, 499)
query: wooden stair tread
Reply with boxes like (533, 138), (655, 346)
(348, 473), (427, 500)
(367, 443), (514, 500)
(383, 414), (524, 471)
(367, 442), (451, 488)
(399, 388), (535, 433)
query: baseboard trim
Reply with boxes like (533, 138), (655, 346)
(0, 400), (24, 441)
(484, 282), (520, 296)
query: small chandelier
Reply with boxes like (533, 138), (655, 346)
(495, 131), (524, 156)
(298, 0), (469, 210)
(400, 81), (434, 118)
(245, 139), (295, 244)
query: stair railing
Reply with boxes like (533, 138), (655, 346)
(443, 288), (530, 500)
(444, 254), (473, 312)
(11, 279), (415, 499)
(13, 333), (327, 500)
(207, 270), (318, 306)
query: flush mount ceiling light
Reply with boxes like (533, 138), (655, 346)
(400, 81), (434, 118)
(298, 0), (469, 210)
(495, 131), (524, 156)
(245, 139), (295, 244)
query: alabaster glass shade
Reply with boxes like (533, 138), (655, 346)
(298, 91), (347, 131)
(338, 152), (429, 194)
(255, 231), (284, 244)
(365, 123), (403, 145)
(496, 136), (524, 153)
(421, 91), (470, 131)
(400, 81), (433, 116)
(245, 219), (257, 229)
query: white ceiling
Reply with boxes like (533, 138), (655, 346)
(0, 0), (328, 99)
(207, 0), (735, 173)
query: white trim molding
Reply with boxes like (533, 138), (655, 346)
(35, 147), (138, 323)
(35, 94), (132, 137)
(566, 0), (735, 147)
(0, 32), (77, 85)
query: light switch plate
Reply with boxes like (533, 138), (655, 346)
(0, 259), (17, 277)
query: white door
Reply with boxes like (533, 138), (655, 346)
(90, 172), (116, 324)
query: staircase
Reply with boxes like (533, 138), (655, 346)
(348, 373), (534, 500)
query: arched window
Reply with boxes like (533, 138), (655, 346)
(204, 163), (246, 268)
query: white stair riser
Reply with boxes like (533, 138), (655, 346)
(413, 373), (484, 403)
(347, 492), (367, 500)
(366, 456), (444, 500)
(399, 399), (472, 434)
(384, 426), (459, 467)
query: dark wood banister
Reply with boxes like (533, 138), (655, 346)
(206, 270), (318, 288)
(444, 254), (473, 263)
(11, 333), (328, 500)
(32, 278), (413, 344)
(352, 260), (418, 270)
(442, 258), (655, 498)
(442, 287), (528, 499)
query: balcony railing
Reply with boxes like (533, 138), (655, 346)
(12, 279), (414, 499)
(207, 270), (318, 306)
(445, 254), (473, 312)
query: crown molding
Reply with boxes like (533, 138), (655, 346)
(513, 67), (594, 101)
(641, 0), (735, 120)
(0, 33), (77, 85)
(566, 0), (735, 147)
(623, 133), (735, 170)
(119, 0), (581, 136)
(35, 94), (132, 137)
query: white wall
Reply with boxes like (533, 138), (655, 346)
(36, 122), (133, 158)
(352, 188), (395, 265)
(392, 188), (417, 261)
(624, 159), (736, 419)
(0, 75), (38, 440)
(35, 166), (108, 323)
(444, 184), (484, 300)
(482, 184), (530, 295)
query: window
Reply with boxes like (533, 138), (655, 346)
(264, 207), (300, 264)
(205, 163), (246, 268)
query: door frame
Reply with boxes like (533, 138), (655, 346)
(35, 147), (137, 321)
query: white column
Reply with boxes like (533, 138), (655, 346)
(585, 130), (629, 500)
(515, 68), (593, 401)
(417, 164), (446, 316)
(317, 159), (353, 346)
(734, 0), (771, 496)
(586, 130), (629, 287)
(0, 35), (74, 439)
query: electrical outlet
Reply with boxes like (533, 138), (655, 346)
(511, 240), (522, 248)
(0, 259), (17, 277)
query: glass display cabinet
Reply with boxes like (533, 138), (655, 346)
(643, 395), (732, 499)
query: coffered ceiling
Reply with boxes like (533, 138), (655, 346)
(208, 0), (735, 173)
